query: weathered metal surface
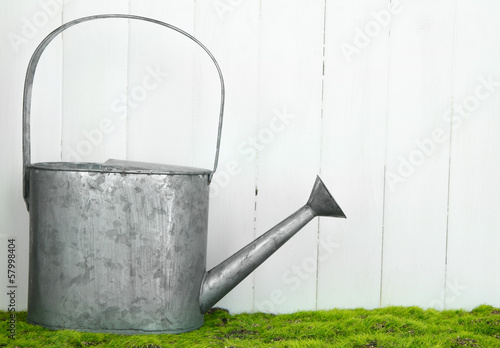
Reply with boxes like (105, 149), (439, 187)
(28, 166), (209, 333)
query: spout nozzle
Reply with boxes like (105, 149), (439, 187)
(307, 176), (346, 218)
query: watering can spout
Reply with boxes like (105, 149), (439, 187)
(199, 176), (345, 313)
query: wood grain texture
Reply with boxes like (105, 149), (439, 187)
(446, 0), (500, 310)
(318, 0), (389, 310)
(61, 0), (129, 163)
(252, 0), (325, 314)
(127, 0), (195, 167)
(381, 0), (455, 308)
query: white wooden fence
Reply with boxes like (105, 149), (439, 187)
(1, 0), (499, 313)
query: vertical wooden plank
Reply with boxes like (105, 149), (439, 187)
(381, 0), (455, 308)
(317, 0), (389, 310)
(127, 1), (195, 166)
(194, 1), (260, 313)
(0, 0), (63, 310)
(61, 1), (129, 163)
(446, 0), (500, 309)
(253, 0), (325, 314)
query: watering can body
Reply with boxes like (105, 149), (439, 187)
(28, 162), (211, 333)
(23, 15), (346, 334)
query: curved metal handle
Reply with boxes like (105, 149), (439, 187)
(23, 14), (225, 205)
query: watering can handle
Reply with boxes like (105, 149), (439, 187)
(23, 14), (225, 199)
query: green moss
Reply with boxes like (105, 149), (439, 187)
(1, 306), (500, 347)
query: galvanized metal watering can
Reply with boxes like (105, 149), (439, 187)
(23, 14), (346, 334)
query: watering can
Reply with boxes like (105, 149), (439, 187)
(22, 15), (346, 334)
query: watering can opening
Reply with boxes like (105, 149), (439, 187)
(28, 159), (212, 175)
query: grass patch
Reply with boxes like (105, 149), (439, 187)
(0, 306), (499, 347)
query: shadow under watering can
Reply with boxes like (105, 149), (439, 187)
(22, 14), (346, 334)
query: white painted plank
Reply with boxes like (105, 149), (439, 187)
(253, 0), (325, 314)
(381, 0), (455, 308)
(446, 0), (500, 310)
(61, 1), (129, 163)
(0, 0), (63, 310)
(194, 1), (260, 313)
(127, 1), (196, 166)
(317, 0), (390, 310)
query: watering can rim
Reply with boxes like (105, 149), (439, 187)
(28, 159), (212, 175)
